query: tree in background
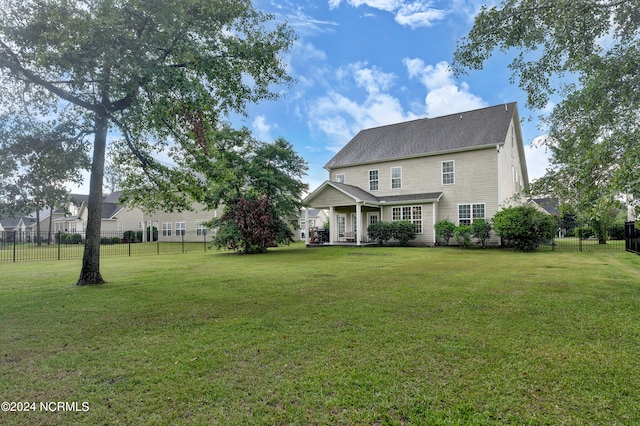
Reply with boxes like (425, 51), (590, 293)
(117, 125), (308, 254)
(453, 0), (640, 218)
(0, 117), (90, 244)
(0, 0), (294, 284)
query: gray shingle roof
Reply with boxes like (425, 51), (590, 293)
(325, 102), (518, 169)
(321, 181), (442, 205)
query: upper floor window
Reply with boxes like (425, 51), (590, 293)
(391, 167), (402, 189)
(369, 170), (379, 191)
(442, 161), (455, 185)
(458, 203), (485, 225)
(336, 173), (345, 184)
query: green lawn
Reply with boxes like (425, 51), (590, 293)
(1, 244), (639, 425)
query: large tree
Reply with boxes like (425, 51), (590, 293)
(114, 125), (308, 254)
(0, 0), (294, 284)
(0, 117), (90, 244)
(453, 0), (640, 218)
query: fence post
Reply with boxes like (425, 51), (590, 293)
(181, 232), (185, 253)
(128, 236), (131, 257)
(13, 230), (16, 263)
(579, 235), (582, 252)
(157, 236), (160, 255)
(203, 230), (207, 252)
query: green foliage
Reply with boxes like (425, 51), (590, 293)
(454, 225), (473, 247)
(61, 233), (82, 244)
(493, 206), (556, 251)
(100, 237), (113, 245)
(0, 0), (295, 284)
(434, 219), (456, 246)
(392, 221), (417, 247)
(367, 221), (394, 246)
(575, 227), (594, 240)
(454, 0), (640, 219)
(123, 230), (138, 242)
(608, 222), (626, 241)
(111, 237), (121, 244)
(211, 196), (279, 254)
(471, 220), (493, 248)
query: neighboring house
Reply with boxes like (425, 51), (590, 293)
(303, 102), (529, 246)
(530, 197), (560, 216)
(298, 209), (329, 241)
(52, 191), (221, 242)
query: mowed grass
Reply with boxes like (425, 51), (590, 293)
(1, 244), (639, 425)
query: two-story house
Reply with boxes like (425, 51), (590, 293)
(303, 102), (529, 246)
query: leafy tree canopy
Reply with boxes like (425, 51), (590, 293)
(453, 0), (640, 218)
(0, 0), (294, 283)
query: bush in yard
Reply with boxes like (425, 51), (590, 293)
(111, 237), (121, 244)
(100, 237), (113, 245)
(123, 230), (137, 242)
(367, 221), (394, 246)
(574, 226), (594, 239)
(61, 233), (83, 244)
(454, 225), (473, 247)
(471, 220), (493, 248)
(434, 219), (456, 245)
(392, 221), (417, 246)
(607, 222), (626, 240)
(492, 206), (556, 251)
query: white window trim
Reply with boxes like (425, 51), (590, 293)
(176, 221), (186, 236)
(336, 173), (345, 184)
(457, 203), (486, 225)
(369, 169), (379, 191)
(442, 160), (455, 185)
(162, 222), (172, 237)
(391, 166), (402, 189)
(391, 205), (423, 234)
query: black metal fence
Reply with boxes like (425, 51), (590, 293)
(626, 221), (640, 255)
(537, 220), (628, 253)
(0, 230), (210, 263)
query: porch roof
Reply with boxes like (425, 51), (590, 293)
(305, 180), (442, 208)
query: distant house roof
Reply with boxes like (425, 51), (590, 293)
(325, 102), (518, 169)
(531, 197), (560, 216)
(0, 215), (23, 229)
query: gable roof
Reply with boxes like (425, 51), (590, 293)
(306, 181), (442, 207)
(325, 102), (518, 169)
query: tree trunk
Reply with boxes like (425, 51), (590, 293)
(77, 115), (108, 285)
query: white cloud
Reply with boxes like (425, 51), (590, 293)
(403, 58), (487, 117)
(525, 136), (553, 182)
(253, 115), (274, 141)
(308, 63), (418, 152)
(332, 0), (445, 28)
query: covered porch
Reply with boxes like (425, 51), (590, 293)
(303, 180), (442, 246)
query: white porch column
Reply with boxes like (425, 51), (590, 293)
(329, 206), (335, 245)
(304, 208), (310, 245)
(356, 203), (362, 246)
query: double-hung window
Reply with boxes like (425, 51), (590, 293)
(176, 222), (186, 236)
(391, 167), (402, 189)
(442, 160), (455, 185)
(458, 203), (485, 225)
(196, 221), (206, 236)
(162, 222), (172, 236)
(369, 170), (379, 191)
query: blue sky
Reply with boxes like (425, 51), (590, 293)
(241, 0), (552, 192)
(73, 0), (552, 194)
